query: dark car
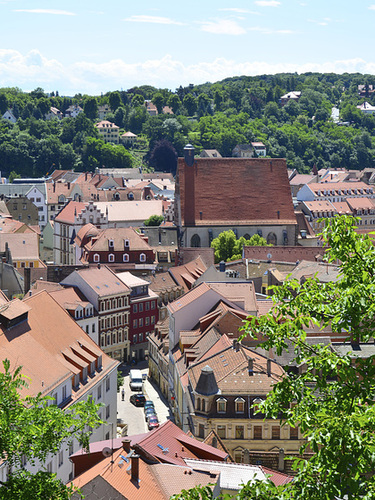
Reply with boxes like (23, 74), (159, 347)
(130, 394), (146, 407)
(148, 415), (159, 430)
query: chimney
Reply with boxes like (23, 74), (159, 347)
(184, 144), (195, 167)
(85, 171), (87, 181)
(267, 358), (271, 377)
(131, 454), (140, 482)
(278, 448), (285, 471)
(24, 267), (31, 295)
(219, 260), (225, 273)
(277, 210), (280, 219)
(233, 339), (240, 352)
(53, 182), (55, 193)
(248, 358), (253, 376)
(122, 439), (131, 453)
(67, 182), (70, 190)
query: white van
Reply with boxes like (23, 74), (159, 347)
(129, 369), (143, 392)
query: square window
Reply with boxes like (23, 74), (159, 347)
(272, 426), (280, 440)
(290, 426), (299, 440)
(235, 425), (244, 439)
(254, 426), (262, 440)
(217, 425), (226, 439)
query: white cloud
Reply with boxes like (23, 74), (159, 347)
(369, 5), (375, 9)
(248, 26), (295, 34)
(13, 9), (75, 15)
(254, 1), (281, 6)
(219, 8), (261, 14)
(124, 15), (184, 25)
(1, 50), (375, 96)
(199, 19), (246, 35)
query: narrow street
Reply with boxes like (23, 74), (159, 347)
(116, 361), (173, 437)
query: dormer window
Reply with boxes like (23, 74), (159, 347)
(123, 253), (129, 262)
(108, 254), (115, 262)
(124, 239), (130, 248)
(216, 397), (227, 413)
(93, 254), (100, 263)
(108, 239), (114, 248)
(140, 253), (146, 263)
(235, 397), (245, 413)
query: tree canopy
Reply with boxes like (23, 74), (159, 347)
(211, 230), (270, 263)
(144, 214), (164, 226)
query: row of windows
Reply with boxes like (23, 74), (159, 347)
(100, 330), (126, 347)
(76, 307), (94, 319)
(93, 253), (147, 263)
(133, 332), (145, 343)
(99, 314), (128, 330)
(132, 301), (156, 313)
(133, 316), (155, 328)
(198, 423), (298, 441)
(196, 396), (250, 414)
(99, 297), (128, 311)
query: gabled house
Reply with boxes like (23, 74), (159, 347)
(77, 226), (155, 269)
(65, 104), (83, 118)
(98, 104), (112, 120)
(0, 291), (118, 484)
(95, 120), (120, 144)
(61, 265), (131, 362)
(280, 91), (301, 106)
(2, 109), (16, 123)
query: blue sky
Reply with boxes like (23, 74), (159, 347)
(1, 0), (375, 95)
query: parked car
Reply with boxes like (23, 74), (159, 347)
(145, 408), (157, 421)
(130, 394), (146, 407)
(148, 415), (159, 430)
(144, 401), (154, 412)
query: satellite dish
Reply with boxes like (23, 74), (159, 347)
(102, 447), (112, 458)
(267, 253), (272, 260)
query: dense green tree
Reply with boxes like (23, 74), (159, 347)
(183, 93), (197, 116)
(211, 230), (270, 263)
(0, 94), (8, 114)
(149, 139), (177, 175)
(132, 94), (145, 107)
(168, 94), (182, 114)
(8, 170), (21, 183)
(144, 214), (164, 226)
(108, 91), (122, 112)
(83, 97), (98, 119)
(152, 93), (164, 114)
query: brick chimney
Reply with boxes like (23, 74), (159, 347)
(122, 439), (131, 453)
(131, 454), (140, 482)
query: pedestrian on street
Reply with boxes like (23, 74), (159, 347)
(121, 388), (125, 401)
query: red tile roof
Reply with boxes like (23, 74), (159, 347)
(177, 157), (296, 226)
(133, 420), (228, 465)
(55, 201), (87, 224)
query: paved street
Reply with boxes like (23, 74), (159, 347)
(116, 361), (173, 437)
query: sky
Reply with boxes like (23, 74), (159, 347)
(2, 0), (375, 96)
